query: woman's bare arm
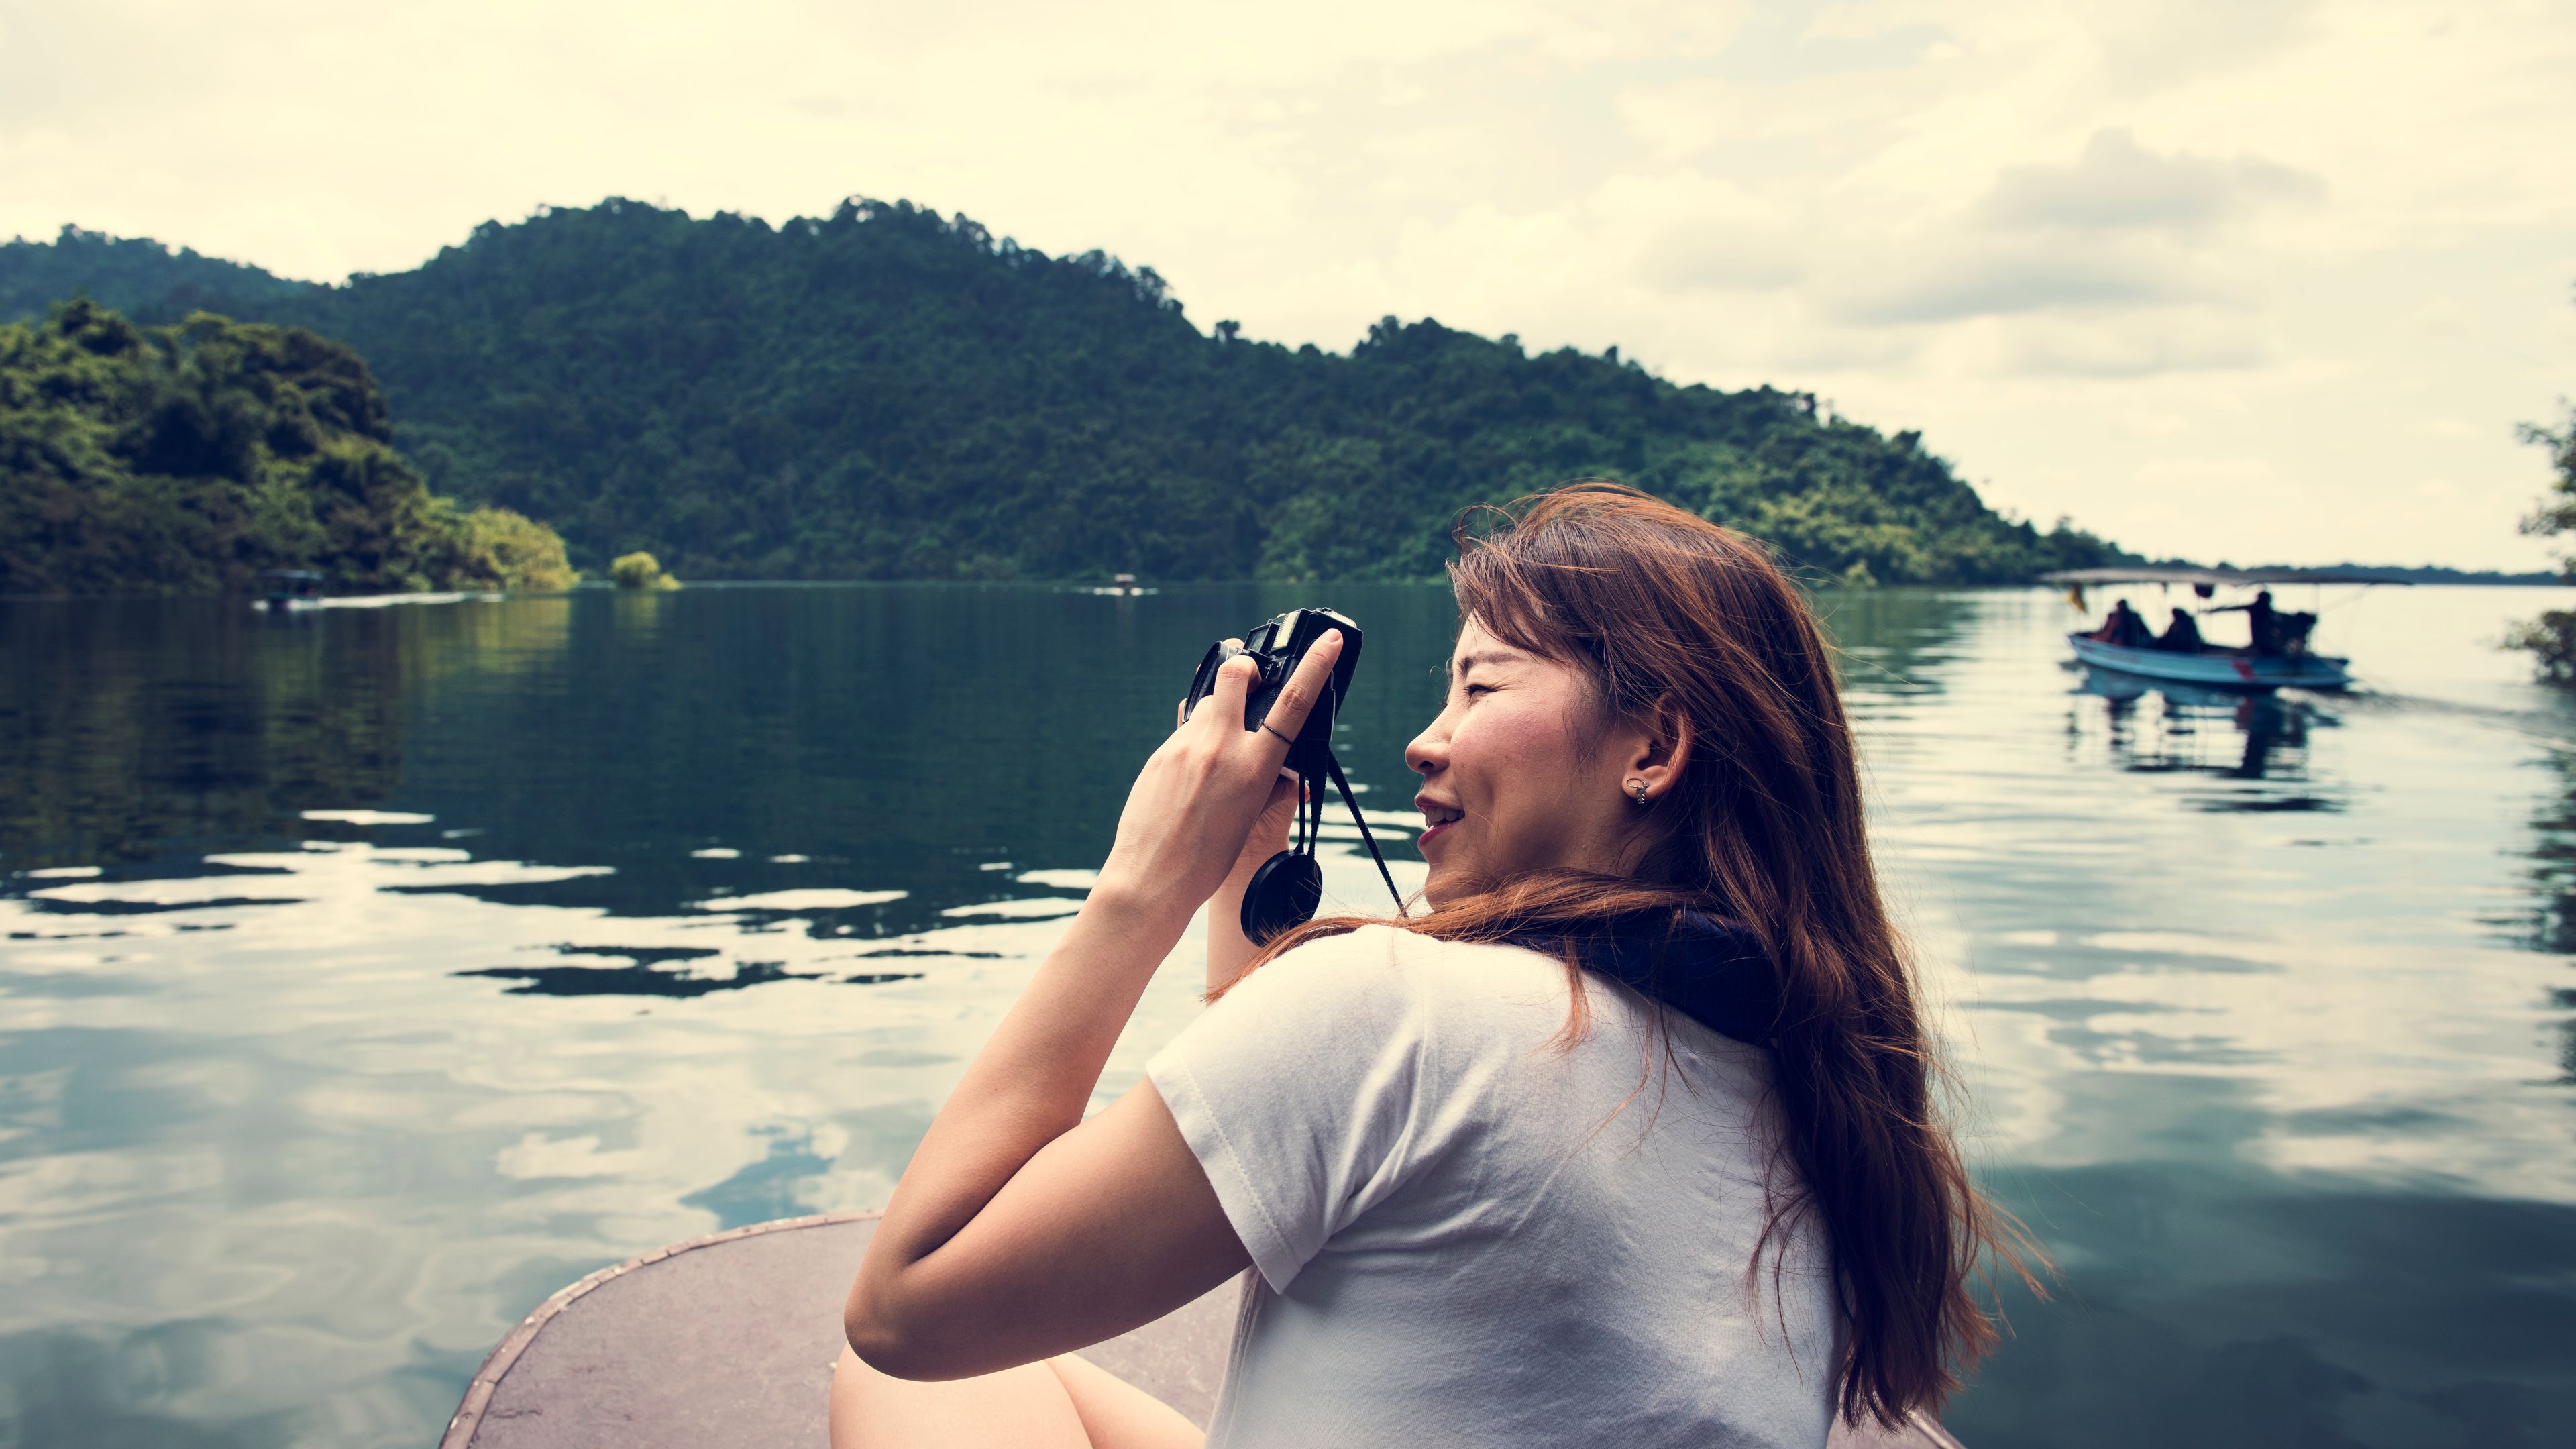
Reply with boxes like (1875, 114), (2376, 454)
(843, 898), (1248, 1378)
(844, 634), (1340, 1379)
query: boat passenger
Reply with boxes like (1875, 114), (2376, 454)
(2156, 608), (2204, 653)
(2094, 597), (2151, 647)
(2247, 590), (2280, 653)
(834, 484), (2039, 1448)
(2209, 589), (2282, 653)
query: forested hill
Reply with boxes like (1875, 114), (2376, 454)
(0, 302), (572, 596)
(2, 226), (318, 329)
(2, 201), (2129, 584)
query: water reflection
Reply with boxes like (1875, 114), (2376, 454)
(1815, 586), (1986, 704)
(2068, 666), (2345, 811)
(2514, 743), (2576, 1085)
(1964, 1158), (2576, 1449)
(2522, 745), (2576, 959)
(0, 599), (574, 869)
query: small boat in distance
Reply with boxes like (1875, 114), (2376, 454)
(260, 569), (325, 611)
(253, 572), (500, 613)
(2041, 566), (2413, 692)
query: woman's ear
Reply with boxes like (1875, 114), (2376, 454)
(1626, 694), (1693, 804)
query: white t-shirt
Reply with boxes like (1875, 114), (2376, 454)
(1148, 924), (1837, 1448)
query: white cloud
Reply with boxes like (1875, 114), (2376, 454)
(1830, 241), (2195, 325)
(1978, 129), (2322, 234)
(1996, 309), (2273, 379)
(3, 0), (2570, 569)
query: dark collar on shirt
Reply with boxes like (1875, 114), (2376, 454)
(1500, 909), (1780, 1046)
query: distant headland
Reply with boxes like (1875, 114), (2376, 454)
(0, 299), (571, 598)
(3, 200), (2131, 591)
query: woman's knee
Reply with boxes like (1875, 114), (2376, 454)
(1044, 1354), (1205, 1449)
(830, 1346), (1093, 1449)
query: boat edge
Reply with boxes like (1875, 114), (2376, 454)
(437, 1210), (1969, 1448)
(437, 1210), (885, 1449)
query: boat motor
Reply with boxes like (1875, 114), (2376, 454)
(1183, 607), (1407, 943)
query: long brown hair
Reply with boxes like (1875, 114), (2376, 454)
(1240, 482), (2040, 1426)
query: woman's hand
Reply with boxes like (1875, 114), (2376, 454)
(1169, 702), (1305, 884)
(1095, 630), (1342, 920)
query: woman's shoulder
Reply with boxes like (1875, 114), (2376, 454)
(1254, 923), (1574, 1030)
(1271, 921), (1559, 979)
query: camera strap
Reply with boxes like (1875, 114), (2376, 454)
(1291, 682), (1404, 914)
(1320, 751), (1405, 913)
(1236, 651), (1409, 941)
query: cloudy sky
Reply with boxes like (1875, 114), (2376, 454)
(7, 0), (2571, 568)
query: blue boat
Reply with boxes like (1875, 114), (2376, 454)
(2042, 566), (2412, 692)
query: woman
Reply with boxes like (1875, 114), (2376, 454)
(833, 484), (2032, 1447)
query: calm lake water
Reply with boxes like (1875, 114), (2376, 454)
(3, 582), (2572, 1448)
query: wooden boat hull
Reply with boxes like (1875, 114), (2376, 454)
(443, 1212), (1966, 1448)
(2068, 633), (2351, 690)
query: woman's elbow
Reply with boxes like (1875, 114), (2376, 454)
(843, 1295), (914, 1377)
(842, 1281), (951, 1381)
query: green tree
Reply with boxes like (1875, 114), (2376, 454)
(2508, 406), (2576, 681)
(456, 506), (580, 591)
(610, 551), (678, 589)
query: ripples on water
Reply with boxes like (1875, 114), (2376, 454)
(2, 584), (2571, 1447)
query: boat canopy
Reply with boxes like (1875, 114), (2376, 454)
(2041, 566), (2414, 588)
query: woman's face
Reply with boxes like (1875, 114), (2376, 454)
(1405, 616), (1643, 905)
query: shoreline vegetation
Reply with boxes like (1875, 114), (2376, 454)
(2507, 403), (2576, 680)
(611, 551), (680, 590)
(1, 300), (573, 597)
(5, 202), (2129, 592)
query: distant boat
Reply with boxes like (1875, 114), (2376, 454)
(252, 571), (498, 613)
(259, 569), (325, 612)
(2041, 566), (2414, 692)
(2067, 633), (2354, 689)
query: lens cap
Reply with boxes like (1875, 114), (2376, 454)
(1240, 851), (1324, 945)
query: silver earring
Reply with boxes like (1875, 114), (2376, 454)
(1629, 780), (1648, 805)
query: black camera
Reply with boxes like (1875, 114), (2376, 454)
(1185, 608), (1361, 768)
(1184, 607), (1405, 943)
